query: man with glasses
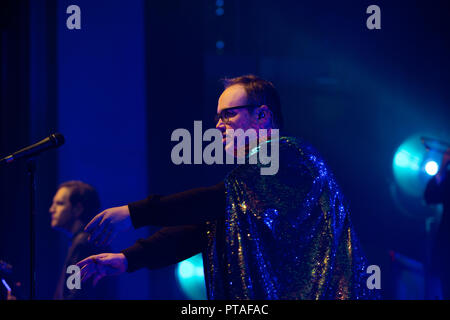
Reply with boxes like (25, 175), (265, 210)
(76, 75), (377, 299)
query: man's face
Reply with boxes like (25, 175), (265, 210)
(49, 187), (76, 231)
(216, 85), (259, 147)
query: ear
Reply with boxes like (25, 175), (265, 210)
(72, 202), (84, 219)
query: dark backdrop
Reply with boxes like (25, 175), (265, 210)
(1, 0), (449, 299)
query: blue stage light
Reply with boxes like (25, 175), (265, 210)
(176, 254), (207, 299)
(424, 160), (439, 176)
(393, 134), (431, 197)
(216, 7), (224, 16)
(216, 40), (224, 50)
(392, 134), (446, 197)
(394, 149), (419, 170)
(178, 260), (195, 279)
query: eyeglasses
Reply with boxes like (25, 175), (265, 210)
(214, 105), (259, 124)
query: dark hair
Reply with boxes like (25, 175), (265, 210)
(58, 180), (101, 224)
(222, 74), (283, 129)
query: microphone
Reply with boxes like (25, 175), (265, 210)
(0, 133), (65, 165)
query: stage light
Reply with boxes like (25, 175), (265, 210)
(216, 7), (224, 16)
(195, 266), (204, 277)
(178, 260), (195, 279)
(424, 160), (439, 176)
(394, 149), (419, 170)
(392, 134), (447, 198)
(176, 254), (207, 300)
(216, 40), (224, 50)
(392, 134), (431, 197)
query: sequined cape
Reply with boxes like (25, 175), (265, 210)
(204, 136), (377, 300)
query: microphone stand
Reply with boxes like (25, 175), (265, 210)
(0, 133), (65, 300)
(27, 158), (37, 300)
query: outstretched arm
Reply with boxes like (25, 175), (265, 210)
(85, 182), (224, 245)
(77, 253), (127, 287)
(128, 182), (225, 228)
(77, 224), (207, 284)
(122, 224), (207, 272)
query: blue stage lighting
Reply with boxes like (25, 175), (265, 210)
(176, 254), (207, 300)
(392, 134), (440, 197)
(392, 134), (449, 198)
(216, 8), (224, 16)
(178, 260), (195, 279)
(424, 160), (439, 176)
(216, 40), (224, 50)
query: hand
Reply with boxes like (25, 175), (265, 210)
(85, 205), (132, 246)
(76, 253), (127, 286)
(7, 291), (17, 300)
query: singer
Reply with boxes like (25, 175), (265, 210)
(76, 75), (378, 299)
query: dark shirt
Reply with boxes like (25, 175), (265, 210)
(424, 171), (450, 247)
(54, 226), (117, 300)
(121, 182), (225, 272)
(424, 171), (450, 298)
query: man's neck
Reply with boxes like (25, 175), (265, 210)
(67, 219), (84, 239)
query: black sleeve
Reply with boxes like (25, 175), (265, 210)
(121, 224), (207, 272)
(128, 182), (225, 228)
(424, 176), (444, 204)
